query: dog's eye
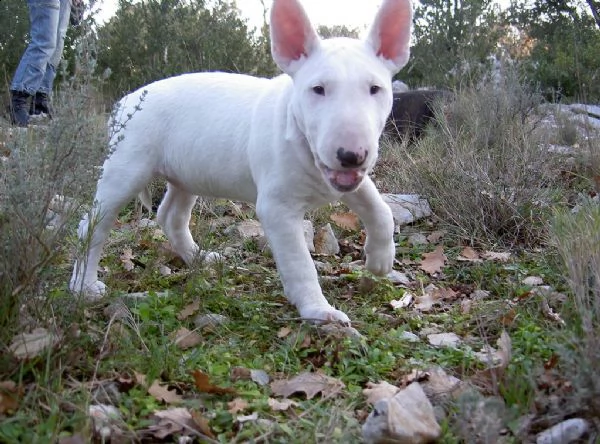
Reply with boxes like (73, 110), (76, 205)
(370, 85), (381, 95)
(312, 85), (325, 96)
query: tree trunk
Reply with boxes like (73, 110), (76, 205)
(586, 0), (600, 28)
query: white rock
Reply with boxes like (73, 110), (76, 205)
(398, 331), (420, 342)
(235, 219), (264, 239)
(362, 382), (441, 444)
(194, 313), (229, 330)
(382, 194), (432, 226)
(522, 276), (544, 286)
(387, 270), (411, 285)
(407, 233), (428, 246)
(392, 80), (410, 93)
(471, 289), (491, 300)
(536, 418), (589, 444)
(314, 223), (340, 255)
(303, 219), (315, 252)
(89, 404), (121, 440)
(427, 332), (461, 348)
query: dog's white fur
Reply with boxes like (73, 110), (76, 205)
(70, 0), (413, 324)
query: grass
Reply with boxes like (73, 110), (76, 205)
(1, 74), (600, 442)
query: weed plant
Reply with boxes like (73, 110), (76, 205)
(379, 73), (564, 248)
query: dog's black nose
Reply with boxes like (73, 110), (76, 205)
(337, 147), (367, 167)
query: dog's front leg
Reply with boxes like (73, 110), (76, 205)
(342, 178), (396, 276)
(256, 197), (351, 325)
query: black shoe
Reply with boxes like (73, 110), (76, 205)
(10, 90), (31, 127)
(29, 92), (53, 118)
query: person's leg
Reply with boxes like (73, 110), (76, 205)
(10, 0), (60, 125)
(32, 0), (71, 117)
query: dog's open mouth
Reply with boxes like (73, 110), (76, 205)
(319, 163), (366, 192)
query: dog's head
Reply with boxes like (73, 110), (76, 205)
(270, 0), (413, 193)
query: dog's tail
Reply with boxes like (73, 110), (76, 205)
(138, 188), (154, 213)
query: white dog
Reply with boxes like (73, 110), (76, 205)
(70, 0), (413, 325)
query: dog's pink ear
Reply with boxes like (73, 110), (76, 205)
(366, 0), (413, 73)
(270, 0), (320, 75)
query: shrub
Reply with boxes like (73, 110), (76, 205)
(378, 74), (564, 247)
(0, 75), (108, 343)
(550, 200), (600, 418)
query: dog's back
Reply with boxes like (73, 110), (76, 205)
(109, 72), (290, 202)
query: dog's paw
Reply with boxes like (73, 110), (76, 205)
(69, 280), (107, 301)
(364, 239), (395, 276)
(300, 305), (351, 326)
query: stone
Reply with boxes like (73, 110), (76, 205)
(235, 219), (265, 239)
(407, 233), (428, 246)
(314, 223), (340, 255)
(387, 270), (411, 285)
(303, 219), (315, 252)
(398, 331), (420, 342)
(536, 418), (589, 444)
(194, 313), (229, 330)
(382, 194), (432, 226)
(362, 382), (441, 444)
(427, 332), (461, 348)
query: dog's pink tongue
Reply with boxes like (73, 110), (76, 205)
(327, 169), (363, 191)
(334, 170), (360, 187)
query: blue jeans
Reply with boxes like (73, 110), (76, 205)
(11, 0), (72, 95)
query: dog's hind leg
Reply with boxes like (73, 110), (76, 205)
(70, 160), (154, 299)
(156, 183), (208, 265)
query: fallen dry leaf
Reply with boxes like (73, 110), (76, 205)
(541, 299), (565, 325)
(460, 299), (472, 314)
(177, 300), (200, 320)
(270, 371), (345, 400)
(0, 381), (20, 414)
(230, 367), (269, 385)
(58, 434), (86, 444)
(172, 327), (202, 349)
(457, 246), (482, 262)
(330, 212), (360, 231)
(419, 245), (446, 275)
(496, 330), (512, 368)
(413, 285), (457, 312)
(190, 410), (216, 439)
(227, 397), (249, 414)
(277, 327), (292, 338)
(413, 292), (437, 312)
(148, 380), (183, 404)
(149, 407), (197, 439)
(482, 251), (511, 261)
(268, 397), (300, 411)
(470, 331), (512, 393)
(120, 248), (135, 271)
(9, 328), (61, 360)
(363, 381), (400, 404)
(134, 371), (147, 387)
(191, 370), (236, 395)
(236, 412), (259, 423)
(426, 230), (445, 244)
(390, 292), (413, 310)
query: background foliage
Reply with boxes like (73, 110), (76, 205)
(1, 0), (599, 102)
